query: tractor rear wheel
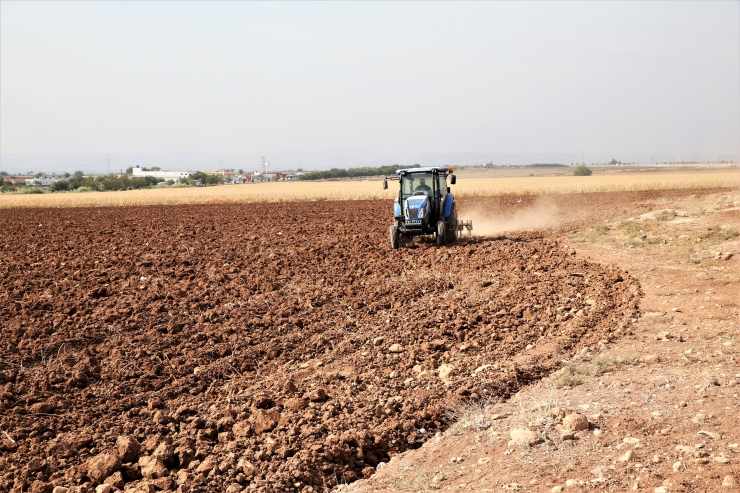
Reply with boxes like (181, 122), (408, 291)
(436, 220), (447, 247)
(390, 225), (400, 249)
(446, 203), (458, 243)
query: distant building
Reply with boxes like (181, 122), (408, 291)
(3, 176), (32, 184)
(25, 177), (62, 186)
(133, 165), (190, 181)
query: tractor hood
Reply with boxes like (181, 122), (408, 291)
(404, 195), (430, 220)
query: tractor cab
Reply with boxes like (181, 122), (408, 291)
(383, 167), (470, 248)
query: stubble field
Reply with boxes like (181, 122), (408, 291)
(0, 169), (736, 208)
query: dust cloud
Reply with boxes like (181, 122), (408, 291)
(462, 196), (563, 236)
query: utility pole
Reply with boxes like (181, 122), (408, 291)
(107, 157), (111, 176)
(582, 150), (585, 165)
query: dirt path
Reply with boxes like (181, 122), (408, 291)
(346, 189), (739, 493)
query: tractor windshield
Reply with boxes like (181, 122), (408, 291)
(401, 173), (435, 199)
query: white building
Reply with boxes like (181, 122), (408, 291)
(132, 166), (190, 181)
(25, 177), (62, 186)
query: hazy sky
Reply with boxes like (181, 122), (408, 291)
(1, 1), (738, 168)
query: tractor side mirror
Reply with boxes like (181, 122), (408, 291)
(382, 179), (388, 190)
(450, 174), (456, 185)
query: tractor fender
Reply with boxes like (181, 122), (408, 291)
(443, 193), (455, 217)
(393, 202), (402, 218)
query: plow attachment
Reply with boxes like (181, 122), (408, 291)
(457, 219), (473, 235)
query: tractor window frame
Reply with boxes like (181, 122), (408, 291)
(400, 172), (435, 200)
(437, 174), (447, 195)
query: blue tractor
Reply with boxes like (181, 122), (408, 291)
(383, 167), (471, 249)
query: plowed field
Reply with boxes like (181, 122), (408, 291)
(0, 197), (648, 493)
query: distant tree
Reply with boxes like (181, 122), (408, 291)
(0, 171), (8, 176)
(238, 169), (244, 174)
(272, 174), (280, 182)
(0, 177), (3, 186)
(50, 180), (70, 192)
(205, 174), (224, 185)
(73, 171), (84, 180)
(64, 172), (71, 178)
(190, 172), (208, 185)
(126, 166), (133, 175)
(573, 165), (593, 176)
(296, 167), (303, 172)
(1, 183), (17, 193)
(34, 172), (44, 178)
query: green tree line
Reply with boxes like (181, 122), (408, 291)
(49, 171), (163, 192)
(296, 164), (420, 181)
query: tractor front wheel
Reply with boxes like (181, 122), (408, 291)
(436, 220), (447, 247)
(390, 225), (400, 249)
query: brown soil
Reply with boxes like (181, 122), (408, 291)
(0, 188), (732, 493)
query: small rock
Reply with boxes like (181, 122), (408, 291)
(250, 408), (280, 433)
(438, 364), (455, 380)
(714, 453), (731, 464)
(28, 482), (52, 493)
(560, 431), (575, 441)
(657, 331), (672, 341)
(148, 397), (164, 409)
(372, 337), (384, 346)
(652, 454), (661, 463)
(565, 479), (577, 487)
(195, 455), (217, 474)
(698, 430), (720, 440)
(152, 410), (168, 425)
(85, 451), (122, 483)
(562, 413), (589, 431)
(644, 354), (661, 364)
(28, 457), (44, 472)
(477, 457), (490, 465)
(676, 445), (694, 454)
(52, 488), (69, 493)
(591, 465), (609, 477)
(94, 485), (111, 493)
(305, 388), (328, 402)
(509, 428), (542, 446)
(655, 487), (667, 493)
(225, 484), (242, 493)
(723, 475), (737, 488)
(552, 407), (572, 419)
(673, 461), (683, 471)
(619, 450), (635, 462)
(388, 344), (403, 353)
(232, 420), (252, 437)
(593, 429), (602, 437)
(115, 435), (141, 462)
(623, 437), (641, 444)
(153, 477), (174, 491)
(716, 252), (733, 261)
(138, 456), (168, 479)
(103, 471), (124, 489)
(551, 487), (564, 493)
(151, 442), (175, 466)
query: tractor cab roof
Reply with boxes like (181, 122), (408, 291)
(395, 167), (453, 175)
